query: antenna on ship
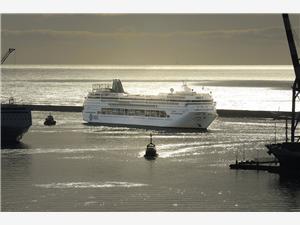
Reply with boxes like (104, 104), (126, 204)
(274, 119), (277, 144)
(235, 150), (238, 164)
(285, 118), (289, 143)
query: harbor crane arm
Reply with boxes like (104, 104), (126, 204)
(1, 48), (15, 64)
(282, 14), (300, 142)
(282, 14), (300, 88)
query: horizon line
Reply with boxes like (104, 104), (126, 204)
(0, 64), (294, 70)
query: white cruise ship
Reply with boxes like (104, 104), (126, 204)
(82, 79), (217, 129)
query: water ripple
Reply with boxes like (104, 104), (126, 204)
(34, 181), (148, 189)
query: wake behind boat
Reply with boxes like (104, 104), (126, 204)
(82, 79), (217, 129)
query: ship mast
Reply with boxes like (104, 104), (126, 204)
(282, 14), (300, 143)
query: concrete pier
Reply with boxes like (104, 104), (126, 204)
(3, 104), (292, 118)
(1, 104), (292, 118)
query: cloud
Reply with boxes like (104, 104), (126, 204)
(1, 26), (288, 42)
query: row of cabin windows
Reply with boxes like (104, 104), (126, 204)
(103, 100), (178, 105)
(99, 108), (169, 118)
(89, 97), (210, 104)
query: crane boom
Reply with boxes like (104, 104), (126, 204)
(1, 48), (15, 64)
(282, 14), (300, 142)
(282, 14), (300, 84)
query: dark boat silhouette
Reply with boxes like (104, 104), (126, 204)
(1, 49), (32, 144)
(44, 114), (56, 126)
(144, 133), (158, 160)
(1, 100), (32, 143)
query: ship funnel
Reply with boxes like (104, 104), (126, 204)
(112, 79), (125, 93)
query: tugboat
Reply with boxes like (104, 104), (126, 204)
(44, 114), (56, 126)
(144, 133), (158, 160)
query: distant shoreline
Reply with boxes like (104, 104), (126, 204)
(2, 104), (292, 118)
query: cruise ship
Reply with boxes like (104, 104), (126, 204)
(83, 79), (217, 129)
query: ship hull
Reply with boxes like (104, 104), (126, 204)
(266, 143), (300, 170)
(83, 111), (217, 129)
(1, 126), (31, 142)
(1, 104), (32, 143)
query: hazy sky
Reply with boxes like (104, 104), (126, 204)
(1, 14), (300, 65)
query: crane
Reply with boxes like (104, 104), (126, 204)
(282, 14), (300, 143)
(1, 48), (15, 64)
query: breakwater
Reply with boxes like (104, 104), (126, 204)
(2, 104), (292, 118)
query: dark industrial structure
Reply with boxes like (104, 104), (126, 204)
(1, 48), (32, 144)
(266, 14), (300, 171)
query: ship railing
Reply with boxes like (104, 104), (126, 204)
(92, 83), (111, 91)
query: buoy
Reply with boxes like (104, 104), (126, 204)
(44, 113), (56, 126)
(144, 133), (158, 160)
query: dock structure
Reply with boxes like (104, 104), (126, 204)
(0, 104), (83, 112)
(229, 159), (279, 173)
(0, 104), (293, 118)
(230, 14), (300, 175)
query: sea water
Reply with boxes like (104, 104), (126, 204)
(1, 65), (300, 211)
